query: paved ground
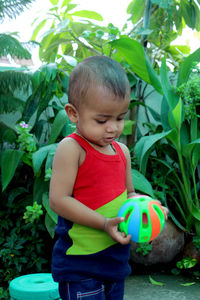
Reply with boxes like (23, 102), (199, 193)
(124, 271), (200, 300)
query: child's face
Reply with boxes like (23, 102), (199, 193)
(75, 85), (130, 148)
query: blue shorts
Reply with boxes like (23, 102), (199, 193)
(58, 278), (125, 300)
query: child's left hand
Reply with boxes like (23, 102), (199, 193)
(162, 205), (169, 220)
(104, 217), (131, 245)
(154, 200), (169, 220)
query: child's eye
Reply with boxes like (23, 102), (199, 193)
(96, 120), (106, 124)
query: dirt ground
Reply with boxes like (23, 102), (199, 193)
(125, 270), (200, 300)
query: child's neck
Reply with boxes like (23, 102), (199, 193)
(75, 132), (116, 155)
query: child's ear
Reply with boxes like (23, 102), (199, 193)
(65, 104), (78, 123)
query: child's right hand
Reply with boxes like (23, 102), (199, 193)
(104, 217), (131, 245)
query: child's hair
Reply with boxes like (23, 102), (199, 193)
(68, 56), (130, 108)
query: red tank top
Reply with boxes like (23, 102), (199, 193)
(69, 133), (126, 210)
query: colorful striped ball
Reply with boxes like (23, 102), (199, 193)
(118, 195), (165, 243)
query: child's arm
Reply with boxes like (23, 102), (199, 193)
(118, 142), (135, 198)
(49, 138), (130, 244)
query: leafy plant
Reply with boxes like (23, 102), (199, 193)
(16, 121), (37, 165)
(0, 197), (51, 296)
(176, 257), (197, 269)
(172, 255), (200, 279)
(0, 0), (36, 20)
(31, 0), (105, 63)
(0, 63), (72, 239)
(134, 48), (200, 236)
(0, 0), (36, 65)
(136, 243), (152, 256)
(176, 72), (200, 120)
(0, 33), (32, 59)
(23, 201), (43, 223)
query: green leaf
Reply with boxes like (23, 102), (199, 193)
(71, 10), (103, 21)
(131, 169), (155, 197)
(160, 57), (179, 111)
(191, 202), (200, 222)
(45, 149), (56, 171)
(0, 34), (31, 59)
(167, 208), (188, 232)
(49, 0), (59, 5)
(127, 0), (145, 24)
(8, 187), (27, 206)
(55, 19), (70, 34)
(48, 109), (68, 144)
(135, 130), (172, 174)
(22, 83), (43, 123)
(31, 19), (47, 40)
(180, 282), (196, 287)
(1, 149), (23, 191)
(111, 38), (150, 83)
(177, 257), (197, 269)
(160, 58), (182, 130)
(61, 0), (71, 7)
(62, 55), (77, 67)
(171, 268), (180, 275)
(0, 94), (25, 114)
(146, 106), (161, 122)
(171, 97), (184, 130)
(182, 138), (200, 157)
(45, 213), (56, 238)
(111, 37), (162, 93)
(180, 0), (197, 29)
(0, 0), (36, 20)
(177, 48), (200, 86)
(167, 45), (190, 57)
(32, 144), (57, 175)
(33, 176), (49, 205)
(40, 28), (55, 40)
(123, 120), (135, 135)
(42, 193), (58, 224)
(191, 144), (200, 169)
(149, 276), (165, 286)
(166, 128), (180, 150)
(32, 70), (45, 90)
(63, 3), (78, 11)
(145, 55), (162, 94)
(40, 63), (58, 81)
(35, 82), (55, 124)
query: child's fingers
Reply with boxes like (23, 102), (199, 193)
(117, 233), (131, 244)
(153, 200), (169, 220)
(162, 206), (169, 220)
(104, 217), (124, 232)
(104, 217), (131, 244)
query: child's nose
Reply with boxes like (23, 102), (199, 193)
(106, 121), (118, 132)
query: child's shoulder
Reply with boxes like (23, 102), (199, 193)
(115, 141), (129, 152)
(115, 141), (130, 159)
(60, 136), (79, 147)
(55, 136), (82, 159)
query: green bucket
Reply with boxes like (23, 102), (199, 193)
(9, 273), (60, 300)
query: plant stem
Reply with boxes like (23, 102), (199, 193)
(69, 30), (100, 55)
(142, 0), (151, 48)
(191, 165), (199, 208)
(176, 140), (192, 212)
(191, 117), (197, 141)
